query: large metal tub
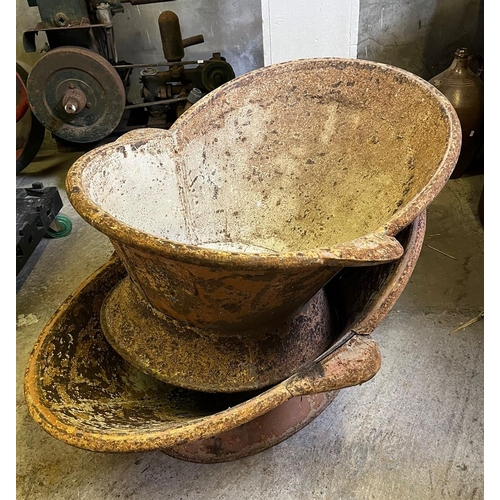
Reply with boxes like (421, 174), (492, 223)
(24, 213), (425, 461)
(65, 58), (460, 391)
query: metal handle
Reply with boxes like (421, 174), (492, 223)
(316, 232), (404, 266)
(182, 35), (205, 48)
(285, 335), (382, 397)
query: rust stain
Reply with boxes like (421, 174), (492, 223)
(24, 57), (461, 459)
(24, 214), (425, 457)
(100, 274), (335, 392)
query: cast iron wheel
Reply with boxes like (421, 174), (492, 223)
(201, 59), (235, 92)
(27, 46), (126, 144)
(16, 63), (46, 174)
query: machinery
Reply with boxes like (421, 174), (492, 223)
(16, 183), (64, 276)
(17, 1), (235, 274)
(22, 0), (236, 146)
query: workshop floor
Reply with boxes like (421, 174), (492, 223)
(16, 134), (484, 500)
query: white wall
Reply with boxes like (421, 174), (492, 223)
(261, 0), (359, 65)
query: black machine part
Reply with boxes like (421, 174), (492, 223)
(140, 53), (235, 102)
(16, 183), (63, 275)
(23, 2), (236, 143)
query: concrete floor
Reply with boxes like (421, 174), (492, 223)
(16, 135), (484, 499)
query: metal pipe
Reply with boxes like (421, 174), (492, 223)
(124, 97), (187, 110)
(158, 11), (184, 61)
(182, 34), (204, 48)
(122, 0), (176, 5)
(113, 60), (204, 69)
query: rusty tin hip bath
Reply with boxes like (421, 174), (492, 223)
(24, 213), (425, 459)
(65, 57), (461, 392)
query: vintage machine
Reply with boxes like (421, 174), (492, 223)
(21, 0), (236, 145)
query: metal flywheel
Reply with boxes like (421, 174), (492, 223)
(27, 46), (126, 143)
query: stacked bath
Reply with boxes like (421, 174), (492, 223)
(24, 58), (460, 462)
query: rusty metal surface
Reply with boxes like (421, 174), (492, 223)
(66, 58), (460, 268)
(112, 240), (342, 332)
(23, 214), (423, 455)
(163, 391), (338, 463)
(329, 210), (427, 335)
(158, 10), (185, 61)
(100, 276), (335, 392)
(27, 46), (125, 143)
(23, 257), (379, 454)
(65, 58), (458, 392)
(100, 209), (425, 393)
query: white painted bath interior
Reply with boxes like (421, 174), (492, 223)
(261, 0), (360, 65)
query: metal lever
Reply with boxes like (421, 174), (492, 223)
(158, 10), (204, 62)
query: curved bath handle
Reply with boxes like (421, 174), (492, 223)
(317, 232), (404, 266)
(285, 335), (382, 397)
